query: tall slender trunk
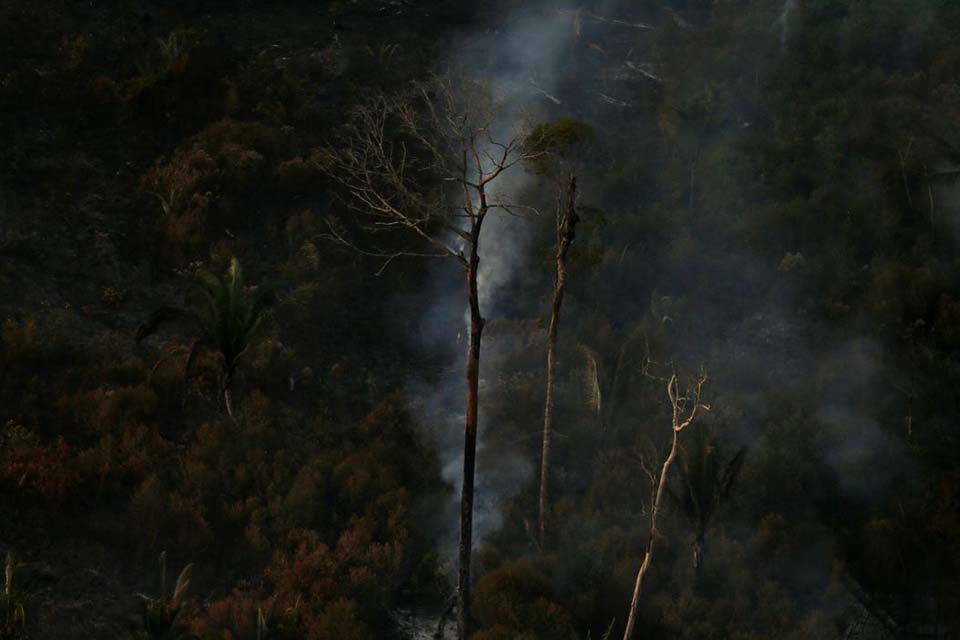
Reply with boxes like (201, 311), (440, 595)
(458, 229), (484, 640)
(538, 175), (578, 550)
(623, 428), (681, 640)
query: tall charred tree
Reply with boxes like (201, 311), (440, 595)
(524, 118), (592, 550)
(318, 75), (537, 639)
(622, 370), (709, 640)
(538, 174), (578, 549)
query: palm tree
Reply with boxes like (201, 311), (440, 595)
(136, 257), (275, 419)
(671, 425), (746, 577)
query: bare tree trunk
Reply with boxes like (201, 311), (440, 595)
(538, 175), (579, 550)
(622, 373), (708, 640)
(458, 231), (484, 640)
(622, 427), (680, 640)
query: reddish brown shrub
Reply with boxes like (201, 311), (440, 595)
(0, 437), (76, 505)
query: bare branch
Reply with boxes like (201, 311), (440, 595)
(623, 366), (710, 640)
(318, 221), (462, 274)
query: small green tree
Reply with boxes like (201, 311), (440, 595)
(136, 257), (275, 418)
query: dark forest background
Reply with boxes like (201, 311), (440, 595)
(2, 0), (960, 638)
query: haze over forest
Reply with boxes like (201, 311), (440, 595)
(2, 1), (960, 638)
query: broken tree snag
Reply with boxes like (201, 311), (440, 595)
(318, 73), (540, 640)
(538, 174), (579, 550)
(622, 370), (710, 640)
(522, 118), (592, 552)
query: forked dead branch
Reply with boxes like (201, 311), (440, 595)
(622, 368), (710, 640)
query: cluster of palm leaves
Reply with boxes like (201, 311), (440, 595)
(136, 258), (275, 418)
(670, 426), (747, 577)
(136, 552), (193, 640)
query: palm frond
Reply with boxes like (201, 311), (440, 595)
(240, 284), (277, 349)
(676, 445), (705, 531)
(719, 446), (748, 502)
(225, 257), (244, 357)
(674, 427), (746, 536)
(171, 563), (193, 606)
(183, 339), (202, 379)
(586, 618), (616, 640)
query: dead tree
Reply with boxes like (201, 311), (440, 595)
(538, 174), (578, 549)
(318, 74), (538, 640)
(622, 370), (709, 640)
(524, 118), (592, 551)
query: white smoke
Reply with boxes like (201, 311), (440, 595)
(778, 0), (799, 52)
(406, 3), (578, 555)
(815, 339), (914, 503)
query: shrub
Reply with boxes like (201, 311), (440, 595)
(0, 437), (76, 506)
(472, 560), (577, 640)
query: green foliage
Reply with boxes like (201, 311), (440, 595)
(137, 257), (275, 415)
(526, 118), (595, 155)
(187, 257), (276, 381)
(524, 118), (595, 175)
